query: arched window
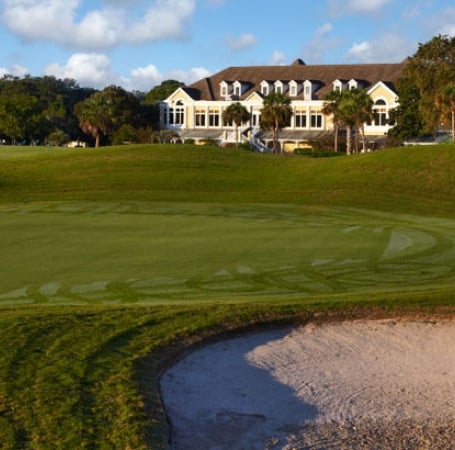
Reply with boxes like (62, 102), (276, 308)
(373, 99), (387, 126)
(174, 100), (185, 125)
(168, 100), (184, 126)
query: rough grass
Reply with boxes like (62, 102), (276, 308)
(0, 143), (454, 449)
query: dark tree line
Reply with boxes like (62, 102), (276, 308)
(0, 76), (181, 147)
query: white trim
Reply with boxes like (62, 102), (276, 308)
(367, 81), (397, 100)
(260, 80), (270, 96)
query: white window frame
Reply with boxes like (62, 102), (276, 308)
(310, 110), (323, 129)
(233, 80), (242, 97)
(373, 98), (388, 126)
(333, 79), (343, 92)
(220, 81), (230, 98)
(303, 80), (313, 100)
(348, 79), (358, 90)
(289, 80), (298, 97)
(274, 80), (284, 95)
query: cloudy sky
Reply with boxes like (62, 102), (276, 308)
(0, 0), (454, 92)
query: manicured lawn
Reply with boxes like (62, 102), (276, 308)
(1, 202), (454, 306)
(0, 144), (454, 449)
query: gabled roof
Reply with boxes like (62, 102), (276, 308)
(185, 61), (407, 101)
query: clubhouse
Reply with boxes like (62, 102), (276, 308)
(159, 59), (406, 152)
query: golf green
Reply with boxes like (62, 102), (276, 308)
(1, 201), (454, 305)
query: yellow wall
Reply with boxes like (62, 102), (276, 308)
(369, 84), (396, 102)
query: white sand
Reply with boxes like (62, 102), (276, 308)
(160, 319), (455, 449)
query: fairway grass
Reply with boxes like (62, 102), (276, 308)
(1, 144), (454, 449)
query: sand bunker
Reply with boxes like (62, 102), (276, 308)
(160, 319), (455, 449)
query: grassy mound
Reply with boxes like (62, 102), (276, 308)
(0, 143), (454, 449)
(1, 143), (454, 214)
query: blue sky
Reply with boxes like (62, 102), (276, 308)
(0, 0), (454, 92)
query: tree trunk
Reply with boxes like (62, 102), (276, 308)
(346, 127), (352, 155)
(451, 108), (455, 143)
(334, 124), (339, 152)
(359, 124), (366, 153)
(354, 127), (359, 154)
(273, 126), (278, 154)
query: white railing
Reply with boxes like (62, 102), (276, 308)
(250, 133), (270, 153)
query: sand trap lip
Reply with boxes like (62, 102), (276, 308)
(160, 319), (455, 450)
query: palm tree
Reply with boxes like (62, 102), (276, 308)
(222, 102), (250, 147)
(349, 88), (374, 153)
(336, 96), (357, 155)
(260, 92), (292, 154)
(334, 89), (373, 155)
(322, 90), (342, 152)
(438, 83), (455, 142)
(74, 91), (113, 147)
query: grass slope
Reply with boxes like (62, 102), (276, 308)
(0, 144), (454, 449)
(1, 143), (455, 214)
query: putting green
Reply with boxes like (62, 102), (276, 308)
(1, 202), (454, 305)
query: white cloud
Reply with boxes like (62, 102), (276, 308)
(268, 50), (287, 66)
(43, 53), (211, 91)
(347, 0), (391, 13)
(328, 0), (391, 15)
(1, 0), (196, 50)
(126, 65), (212, 91)
(302, 23), (341, 63)
(124, 0), (195, 44)
(166, 67), (212, 85)
(225, 33), (257, 50)
(1, 0), (80, 44)
(44, 53), (115, 87)
(346, 34), (413, 63)
(0, 63), (29, 78)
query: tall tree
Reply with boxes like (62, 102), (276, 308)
(0, 79), (42, 144)
(404, 35), (455, 133)
(388, 76), (423, 141)
(222, 102), (250, 147)
(260, 92), (292, 154)
(331, 89), (373, 155)
(102, 85), (142, 133)
(349, 88), (373, 153)
(322, 90), (342, 152)
(144, 80), (185, 105)
(74, 91), (113, 147)
(336, 95), (357, 155)
(437, 82), (455, 142)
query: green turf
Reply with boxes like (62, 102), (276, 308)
(0, 143), (454, 449)
(1, 202), (454, 306)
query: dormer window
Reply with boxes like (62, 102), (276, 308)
(233, 80), (242, 98)
(333, 79), (345, 92)
(219, 81), (230, 98)
(303, 80), (313, 100)
(274, 80), (285, 95)
(348, 79), (358, 90)
(289, 80), (298, 97)
(260, 80), (270, 96)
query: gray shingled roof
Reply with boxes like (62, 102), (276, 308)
(186, 60), (407, 101)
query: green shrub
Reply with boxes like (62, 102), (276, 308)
(294, 148), (344, 158)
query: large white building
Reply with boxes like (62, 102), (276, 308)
(160, 59), (406, 152)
